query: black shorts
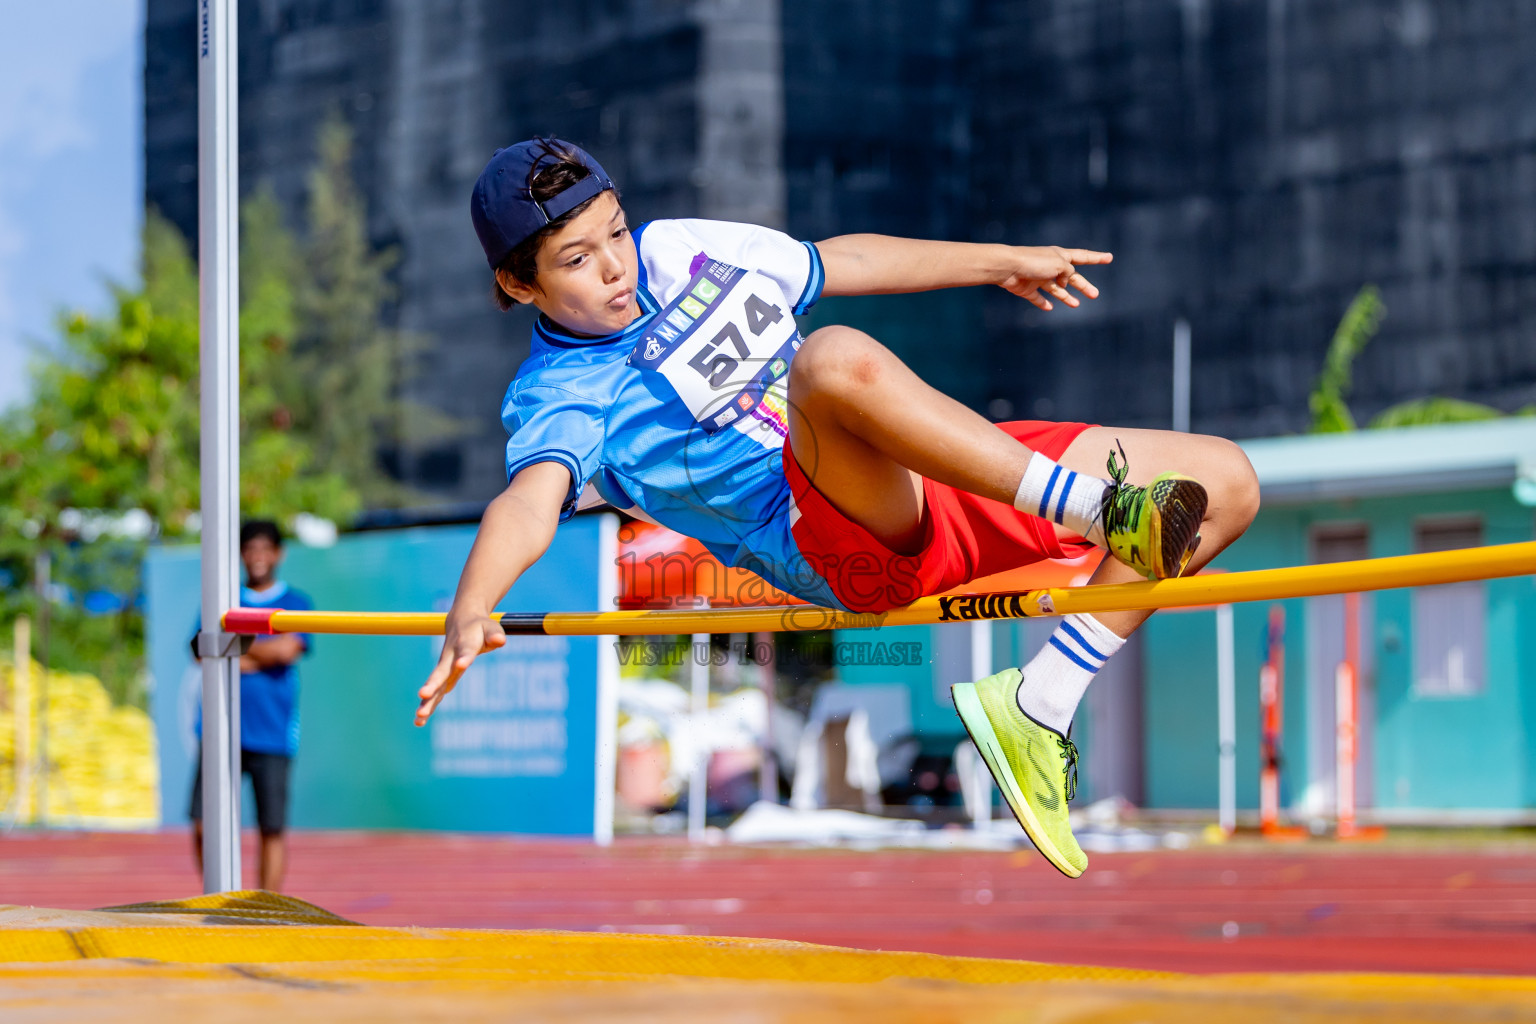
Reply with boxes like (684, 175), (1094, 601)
(189, 748), (291, 835)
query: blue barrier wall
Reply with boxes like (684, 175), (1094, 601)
(146, 518), (610, 834)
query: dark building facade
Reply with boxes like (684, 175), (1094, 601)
(971, 0), (1536, 439)
(146, 0), (1536, 503)
(146, 0), (744, 497)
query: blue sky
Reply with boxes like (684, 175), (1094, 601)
(0, 2), (142, 411)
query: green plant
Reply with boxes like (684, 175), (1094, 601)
(283, 113), (458, 508)
(1308, 286), (1386, 433)
(0, 110), (474, 705)
(1368, 396), (1504, 429)
(1307, 286), (1518, 432)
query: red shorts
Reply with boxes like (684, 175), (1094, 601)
(784, 420), (1097, 612)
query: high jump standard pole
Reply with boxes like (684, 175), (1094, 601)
(197, 0), (242, 894)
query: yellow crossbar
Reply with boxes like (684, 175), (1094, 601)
(224, 541), (1536, 637)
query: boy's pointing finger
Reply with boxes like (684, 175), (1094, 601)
(1064, 249), (1113, 265)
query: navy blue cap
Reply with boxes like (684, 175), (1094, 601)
(470, 139), (615, 269)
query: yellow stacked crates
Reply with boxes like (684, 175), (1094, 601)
(1, 655), (158, 827)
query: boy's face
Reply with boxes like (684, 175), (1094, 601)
(241, 536), (282, 588)
(498, 191), (640, 337)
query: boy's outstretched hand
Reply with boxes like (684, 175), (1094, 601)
(416, 608), (507, 726)
(1000, 246), (1112, 311)
(816, 234), (1112, 304)
(413, 461), (568, 727)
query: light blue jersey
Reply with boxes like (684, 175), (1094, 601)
(501, 218), (840, 606)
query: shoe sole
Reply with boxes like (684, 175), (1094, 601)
(950, 682), (1084, 879)
(1150, 477), (1209, 578)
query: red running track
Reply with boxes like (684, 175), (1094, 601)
(3, 830), (1535, 974)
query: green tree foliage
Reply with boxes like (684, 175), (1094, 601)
(0, 207), (361, 538)
(283, 113), (453, 507)
(0, 216), (198, 543)
(1308, 285), (1518, 432)
(239, 188), (364, 521)
(0, 216), (198, 702)
(0, 208), (359, 705)
(1, 112), (445, 704)
(1308, 286), (1386, 433)
(1367, 396), (1505, 430)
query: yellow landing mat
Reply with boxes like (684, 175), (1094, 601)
(2, 892), (1533, 1023)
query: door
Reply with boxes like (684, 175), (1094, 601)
(1304, 524), (1375, 818)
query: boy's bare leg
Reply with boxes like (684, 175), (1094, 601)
(787, 325), (1034, 552)
(787, 325), (1260, 596)
(1054, 425), (1260, 638)
(787, 331), (1267, 877)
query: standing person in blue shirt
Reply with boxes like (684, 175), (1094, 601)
(190, 520), (312, 892)
(417, 139), (1261, 878)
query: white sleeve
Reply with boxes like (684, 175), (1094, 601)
(668, 219), (825, 314)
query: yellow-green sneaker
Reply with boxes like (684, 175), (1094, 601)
(951, 669), (1086, 878)
(1100, 441), (1208, 580)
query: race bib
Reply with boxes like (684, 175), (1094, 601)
(629, 259), (801, 434)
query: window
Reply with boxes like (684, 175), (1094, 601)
(1311, 522), (1369, 564)
(1411, 517), (1485, 697)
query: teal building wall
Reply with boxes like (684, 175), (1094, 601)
(832, 477), (1535, 816)
(832, 617), (1126, 801)
(835, 619), (1053, 745)
(147, 519), (610, 834)
(1141, 486), (1535, 813)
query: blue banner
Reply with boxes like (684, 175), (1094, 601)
(146, 517), (610, 835)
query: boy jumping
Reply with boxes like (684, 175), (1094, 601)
(418, 139), (1260, 876)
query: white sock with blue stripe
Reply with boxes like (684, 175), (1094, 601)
(1013, 452), (1109, 546)
(1015, 613), (1125, 733)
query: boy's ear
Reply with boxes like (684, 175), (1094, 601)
(495, 267), (540, 305)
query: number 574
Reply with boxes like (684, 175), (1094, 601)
(686, 295), (784, 388)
